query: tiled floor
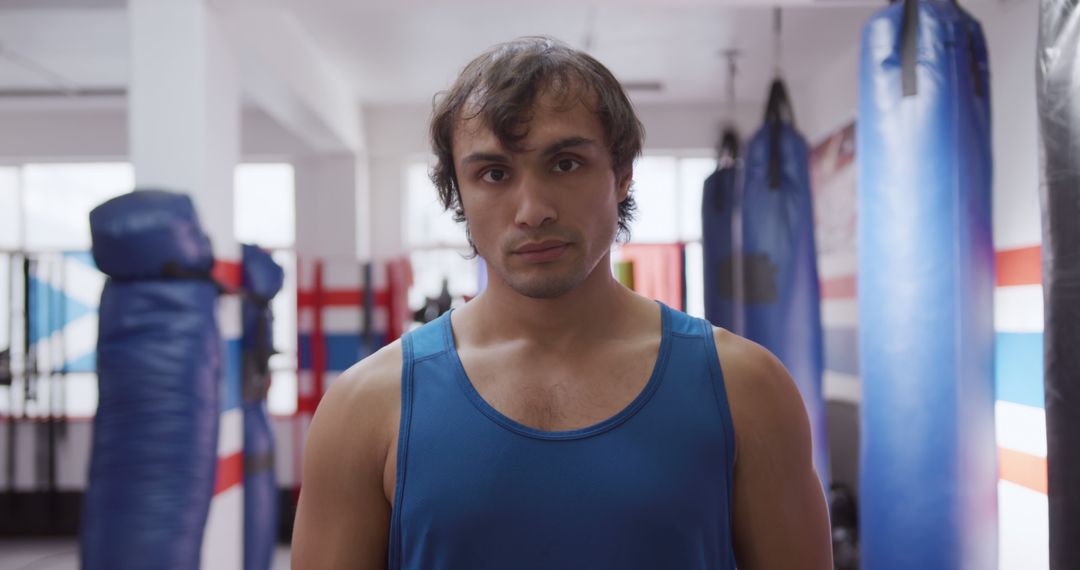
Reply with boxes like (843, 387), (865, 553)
(0, 538), (292, 569)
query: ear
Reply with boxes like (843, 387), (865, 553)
(616, 168), (633, 203)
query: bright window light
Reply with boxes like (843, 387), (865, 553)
(234, 163), (296, 249)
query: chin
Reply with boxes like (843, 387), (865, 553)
(497, 263), (589, 299)
(489, 246), (603, 299)
(508, 277), (578, 299)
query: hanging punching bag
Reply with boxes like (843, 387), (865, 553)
(1037, 2), (1080, 568)
(83, 190), (221, 569)
(240, 244), (284, 570)
(858, 2), (996, 569)
(702, 130), (742, 332)
(741, 79), (829, 489)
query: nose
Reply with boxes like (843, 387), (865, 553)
(513, 171), (557, 228)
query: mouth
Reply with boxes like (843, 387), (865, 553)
(511, 241), (570, 262)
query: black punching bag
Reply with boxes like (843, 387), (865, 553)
(1037, 2), (1080, 568)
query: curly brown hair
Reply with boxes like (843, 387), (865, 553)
(429, 36), (644, 250)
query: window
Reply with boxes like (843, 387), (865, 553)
(235, 163), (296, 249)
(405, 161), (468, 250)
(0, 167), (20, 249)
(0, 168), (19, 382)
(404, 159), (480, 313)
(623, 153), (716, 318)
(0, 163), (132, 418)
(629, 156), (680, 243)
(22, 163), (134, 251)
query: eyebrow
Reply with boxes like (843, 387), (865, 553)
(541, 136), (597, 157)
(459, 137), (597, 167)
(460, 152), (510, 167)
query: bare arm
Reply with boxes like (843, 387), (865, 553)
(714, 328), (833, 569)
(291, 342), (402, 569)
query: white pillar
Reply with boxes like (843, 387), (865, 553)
(294, 153), (363, 261)
(128, 2), (243, 569)
(129, 2), (239, 252)
(370, 155), (406, 260)
(355, 153), (373, 263)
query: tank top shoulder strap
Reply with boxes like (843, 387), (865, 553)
(664, 303), (712, 339)
(391, 312), (453, 569)
(405, 312), (452, 362)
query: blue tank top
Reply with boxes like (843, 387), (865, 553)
(388, 303), (737, 569)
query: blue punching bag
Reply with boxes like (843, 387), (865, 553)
(858, 1), (996, 568)
(240, 244), (284, 570)
(741, 79), (829, 489)
(83, 190), (221, 569)
(702, 130), (743, 333)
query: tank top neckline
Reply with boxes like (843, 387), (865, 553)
(438, 301), (674, 441)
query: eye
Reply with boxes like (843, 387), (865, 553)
(553, 158), (581, 173)
(481, 168), (508, 183)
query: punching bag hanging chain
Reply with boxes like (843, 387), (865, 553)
(773, 7), (783, 78)
(718, 49), (741, 165)
(901, 0), (918, 96)
(725, 51), (737, 125)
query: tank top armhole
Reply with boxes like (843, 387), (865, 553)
(699, 319), (737, 523)
(388, 332), (415, 570)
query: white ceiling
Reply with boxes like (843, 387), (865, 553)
(0, 0), (1025, 109)
(0, 0), (889, 108)
(0, 8), (127, 92)
(286, 0), (879, 105)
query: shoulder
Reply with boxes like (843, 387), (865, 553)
(308, 339), (403, 463)
(330, 338), (403, 403)
(710, 325), (801, 409)
(293, 340), (403, 567)
(320, 338), (402, 416)
(709, 326), (812, 462)
(708, 326), (832, 568)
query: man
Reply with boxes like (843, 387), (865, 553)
(293, 37), (831, 569)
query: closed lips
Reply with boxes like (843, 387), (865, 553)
(514, 241), (567, 253)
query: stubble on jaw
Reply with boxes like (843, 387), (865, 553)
(501, 265), (585, 299)
(479, 224), (617, 300)
(476, 232), (589, 300)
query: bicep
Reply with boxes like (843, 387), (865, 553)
(291, 375), (393, 569)
(717, 332), (832, 569)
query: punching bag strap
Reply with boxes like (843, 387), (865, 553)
(900, 0), (919, 97)
(0, 349), (9, 386)
(764, 79), (794, 125)
(720, 128), (740, 163)
(764, 79), (794, 189)
(161, 261), (228, 294)
(253, 306), (272, 377)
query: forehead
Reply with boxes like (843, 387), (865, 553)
(451, 90), (606, 159)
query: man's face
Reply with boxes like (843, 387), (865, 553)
(451, 92), (631, 299)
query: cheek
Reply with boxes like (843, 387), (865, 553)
(579, 175), (621, 222)
(458, 187), (487, 223)
(457, 190), (500, 246)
